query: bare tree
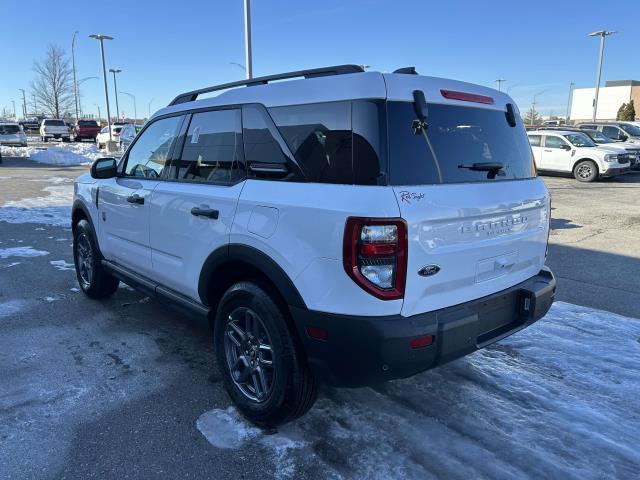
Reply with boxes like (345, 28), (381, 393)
(31, 45), (74, 118)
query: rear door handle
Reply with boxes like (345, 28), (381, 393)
(126, 194), (144, 205)
(191, 207), (219, 219)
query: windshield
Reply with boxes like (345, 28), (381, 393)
(565, 133), (596, 147)
(620, 124), (640, 136)
(0, 124), (21, 134)
(388, 102), (534, 184)
(587, 130), (613, 143)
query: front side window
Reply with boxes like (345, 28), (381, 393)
(388, 102), (534, 185)
(602, 126), (623, 140)
(124, 115), (183, 178)
(174, 109), (244, 184)
(565, 133), (595, 147)
(528, 135), (541, 147)
(619, 124), (640, 136)
(269, 102), (353, 184)
(544, 136), (568, 149)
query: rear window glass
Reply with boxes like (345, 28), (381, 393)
(78, 120), (98, 126)
(44, 120), (65, 126)
(388, 102), (535, 185)
(114, 127), (123, 134)
(0, 124), (20, 134)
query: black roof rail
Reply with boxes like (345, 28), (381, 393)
(393, 66), (418, 75)
(168, 64), (366, 106)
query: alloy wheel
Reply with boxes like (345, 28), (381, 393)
(223, 307), (275, 403)
(75, 233), (94, 287)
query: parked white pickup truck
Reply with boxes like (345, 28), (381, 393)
(40, 119), (71, 142)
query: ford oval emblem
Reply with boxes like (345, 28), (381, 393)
(418, 265), (441, 277)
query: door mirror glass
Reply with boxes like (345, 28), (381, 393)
(90, 157), (117, 179)
(560, 144), (572, 150)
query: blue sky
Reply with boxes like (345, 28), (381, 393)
(1, 0), (639, 119)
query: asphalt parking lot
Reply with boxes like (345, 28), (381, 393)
(1, 156), (639, 479)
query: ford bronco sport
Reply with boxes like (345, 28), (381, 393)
(72, 65), (556, 426)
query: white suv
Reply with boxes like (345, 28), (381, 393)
(527, 130), (630, 182)
(72, 65), (556, 426)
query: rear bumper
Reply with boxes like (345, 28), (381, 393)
(291, 268), (556, 387)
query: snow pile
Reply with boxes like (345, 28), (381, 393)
(1, 143), (103, 165)
(50, 260), (74, 271)
(0, 247), (49, 258)
(0, 181), (73, 227)
(197, 302), (640, 479)
(0, 300), (26, 317)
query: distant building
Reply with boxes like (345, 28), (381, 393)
(569, 80), (640, 122)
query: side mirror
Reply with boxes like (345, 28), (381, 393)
(619, 134), (628, 141)
(90, 157), (117, 179)
(561, 144), (571, 150)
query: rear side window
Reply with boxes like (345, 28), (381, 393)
(388, 102), (535, 185)
(175, 109), (244, 184)
(269, 102), (353, 184)
(528, 135), (541, 147)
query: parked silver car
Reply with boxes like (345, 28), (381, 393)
(0, 122), (28, 147)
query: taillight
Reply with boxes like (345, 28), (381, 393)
(343, 217), (407, 300)
(440, 89), (494, 105)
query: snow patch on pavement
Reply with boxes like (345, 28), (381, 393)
(50, 260), (74, 271)
(0, 300), (26, 317)
(0, 183), (73, 226)
(0, 247), (49, 259)
(197, 302), (640, 479)
(1, 143), (102, 165)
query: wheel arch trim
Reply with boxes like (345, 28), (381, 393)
(198, 244), (307, 309)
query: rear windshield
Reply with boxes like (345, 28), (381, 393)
(0, 124), (21, 134)
(78, 120), (98, 127)
(114, 127), (123, 134)
(388, 102), (534, 184)
(44, 120), (65, 126)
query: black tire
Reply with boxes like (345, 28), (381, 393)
(573, 160), (598, 182)
(73, 219), (119, 299)
(214, 281), (318, 427)
(43, 137), (48, 143)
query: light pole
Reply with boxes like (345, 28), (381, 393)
(120, 91), (137, 123)
(89, 34), (114, 141)
(32, 94), (37, 115)
(589, 30), (616, 122)
(495, 79), (506, 91)
(566, 82), (575, 122)
(531, 89), (549, 125)
(11, 101), (16, 119)
(19, 89), (27, 119)
(76, 76), (98, 118)
(95, 104), (101, 120)
(72, 31), (80, 121)
(109, 68), (122, 121)
(148, 98), (154, 119)
(243, 0), (253, 79)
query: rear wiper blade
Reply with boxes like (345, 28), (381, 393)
(458, 162), (505, 179)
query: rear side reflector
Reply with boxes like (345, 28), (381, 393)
(306, 326), (328, 341)
(440, 89), (495, 105)
(410, 335), (434, 349)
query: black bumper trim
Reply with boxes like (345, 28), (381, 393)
(291, 268), (556, 387)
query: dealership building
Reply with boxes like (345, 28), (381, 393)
(569, 80), (640, 122)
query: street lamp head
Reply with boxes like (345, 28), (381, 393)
(109, 68), (122, 74)
(589, 30), (616, 37)
(89, 34), (114, 41)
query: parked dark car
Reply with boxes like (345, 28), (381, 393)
(19, 119), (40, 132)
(72, 120), (101, 142)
